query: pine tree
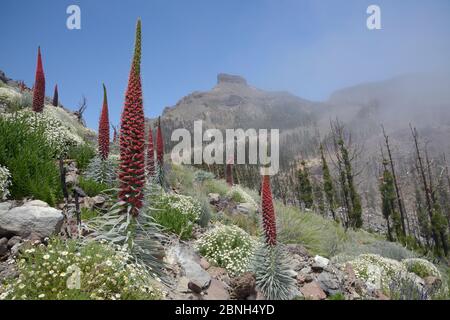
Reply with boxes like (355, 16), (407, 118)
(32, 47), (45, 113)
(226, 162), (233, 186)
(338, 138), (362, 228)
(379, 159), (397, 241)
(98, 84), (110, 161)
(320, 144), (336, 220)
(118, 19), (146, 215)
(297, 161), (314, 209)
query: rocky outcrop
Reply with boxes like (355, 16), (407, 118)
(0, 200), (64, 239)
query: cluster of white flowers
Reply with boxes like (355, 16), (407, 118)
(0, 165), (11, 200)
(196, 224), (257, 276)
(1, 109), (81, 155)
(0, 239), (162, 300)
(227, 185), (258, 208)
(349, 254), (408, 291)
(161, 193), (202, 221)
(401, 258), (442, 279)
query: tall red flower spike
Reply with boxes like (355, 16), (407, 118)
(98, 83), (110, 160)
(118, 19), (146, 215)
(226, 160), (233, 186)
(32, 47), (45, 112)
(112, 125), (118, 144)
(52, 84), (58, 107)
(156, 117), (164, 167)
(261, 173), (277, 246)
(146, 126), (155, 177)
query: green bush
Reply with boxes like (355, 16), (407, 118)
(277, 203), (347, 257)
(0, 116), (62, 206)
(197, 224), (257, 276)
(80, 207), (100, 221)
(2, 92), (32, 112)
(0, 238), (162, 300)
(194, 170), (215, 182)
(328, 292), (345, 300)
(150, 192), (202, 239)
(67, 144), (96, 172)
(202, 179), (229, 196)
(77, 177), (110, 197)
(220, 212), (260, 237)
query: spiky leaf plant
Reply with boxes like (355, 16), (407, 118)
(252, 244), (297, 300)
(32, 47), (45, 112)
(86, 191), (169, 285)
(251, 172), (297, 300)
(84, 156), (118, 186)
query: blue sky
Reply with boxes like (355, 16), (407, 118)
(1, 0), (450, 130)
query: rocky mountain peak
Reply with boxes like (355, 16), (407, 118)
(217, 73), (247, 86)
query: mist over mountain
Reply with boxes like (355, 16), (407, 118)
(151, 71), (450, 160)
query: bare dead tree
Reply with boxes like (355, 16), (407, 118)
(74, 95), (87, 125)
(410, 124), (441, 252)
(381, 125), (408, 236)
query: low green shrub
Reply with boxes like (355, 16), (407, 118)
(328, 292), (345, 300)
(402, 258), (441, 279)
(194, 170), (215, 182)
(80, 208), (100, 221)
(0, 116), (62, 206)
(67, 144), (96, 172)
(166, 164), (194, 193)
(77, 177), (110, 197)
(220, 213), (260, 237)
(197, 224), (257, 276)
(0, 238), (162, 300)
(4, 92), (32, 112)
(277, 203), (347, 257)
(202, 179), (229, 196)
(150, 192), (202, 239)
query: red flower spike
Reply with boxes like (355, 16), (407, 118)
(118, 19), (146, 215)
(261, 174), (277, 246)
(146, 126), (155, 177)
(52, 84), (58, 107)
(98, 83), (110, 160)
(32, 47), (45, 112)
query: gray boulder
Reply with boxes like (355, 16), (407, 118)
(0, 202), (64, 239)
(167, 243), (212, 291)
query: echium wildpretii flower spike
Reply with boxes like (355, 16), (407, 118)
(32, 46), (45, 112)
(261, 170), (277, 246)
(118, 19), (146, 215)
(226, 159), (233, 186)
(98, 83), (110, 160)
(112, 125), (118, 144)
(52, 84), (58, 107)
(147, 125), (155, 177)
